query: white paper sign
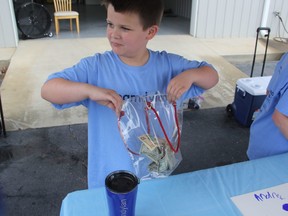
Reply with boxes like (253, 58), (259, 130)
(231, 183), (288, 216)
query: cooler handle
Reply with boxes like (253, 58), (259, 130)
(236, 86), (246, 97)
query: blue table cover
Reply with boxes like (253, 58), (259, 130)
(60, 153), (288, 216)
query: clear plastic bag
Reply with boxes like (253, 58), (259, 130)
(118, 93), (183, 180)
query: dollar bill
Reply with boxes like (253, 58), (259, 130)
(148, 162), (159, 172)
(140, 143), (163, 163)
(140, 137), (178, 174)
(138, 134), (158, 151)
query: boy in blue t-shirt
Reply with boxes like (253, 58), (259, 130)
(41, 0), (219, 188)
(247, 52), (288, 159)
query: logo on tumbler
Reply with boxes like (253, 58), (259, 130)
(120, 199), (128, 216)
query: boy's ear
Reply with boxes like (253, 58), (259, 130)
(146, 25), (159, 40)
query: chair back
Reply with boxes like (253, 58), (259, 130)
(53, 0), (72, 12)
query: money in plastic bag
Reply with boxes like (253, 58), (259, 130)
(118, 93), (183, 180)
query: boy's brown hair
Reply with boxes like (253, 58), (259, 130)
(101, 0), (164, 30)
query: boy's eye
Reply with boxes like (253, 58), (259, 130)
(121, 27), (131, 31)
(107, 22), (114, 28)
(106, 21), (131, 31)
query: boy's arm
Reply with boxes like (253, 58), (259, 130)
(41, 78), (123, 115)
(166, 65), (219, 102)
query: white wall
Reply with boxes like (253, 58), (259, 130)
(190, 0), (288, 39)
(266, 0), (288, 40)
(0, 0), (18, 48)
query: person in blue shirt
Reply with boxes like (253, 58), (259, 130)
(247, 52), (288, 160)
(41, 0), (219, 188)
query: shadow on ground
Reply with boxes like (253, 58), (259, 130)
(0, 107), (249, 215)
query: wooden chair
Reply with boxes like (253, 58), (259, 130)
(53, 0), (80, 35)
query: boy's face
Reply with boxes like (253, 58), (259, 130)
(106, 4), (157, 63)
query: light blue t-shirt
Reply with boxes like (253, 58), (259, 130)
(47, 49), (211, 188)
(247, 52), (288, 160)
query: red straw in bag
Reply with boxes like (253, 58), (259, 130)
(145, 101), (181, 153)
(118, 101), (181, 155)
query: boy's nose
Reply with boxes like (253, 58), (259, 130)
(110, 29), (121, 39)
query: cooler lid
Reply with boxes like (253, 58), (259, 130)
(236, 76), (272, 96)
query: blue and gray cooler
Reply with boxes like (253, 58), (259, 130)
(227, 76), (271, 127)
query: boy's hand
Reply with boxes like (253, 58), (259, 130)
(167, 71), (192, 103)
(166, 66), (219, 103)
(89, 86), (123, 117)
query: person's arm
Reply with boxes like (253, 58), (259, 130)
(41, 78), (123, 115)
(166, 65), (219, 102)
(272, 109), (288, 139)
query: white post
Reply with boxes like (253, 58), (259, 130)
(190, 0), (199, 37)
(0, 0), (19, 48)
(260, 0), (270, 37)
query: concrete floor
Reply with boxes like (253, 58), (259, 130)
(1, 3), (288, 216)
